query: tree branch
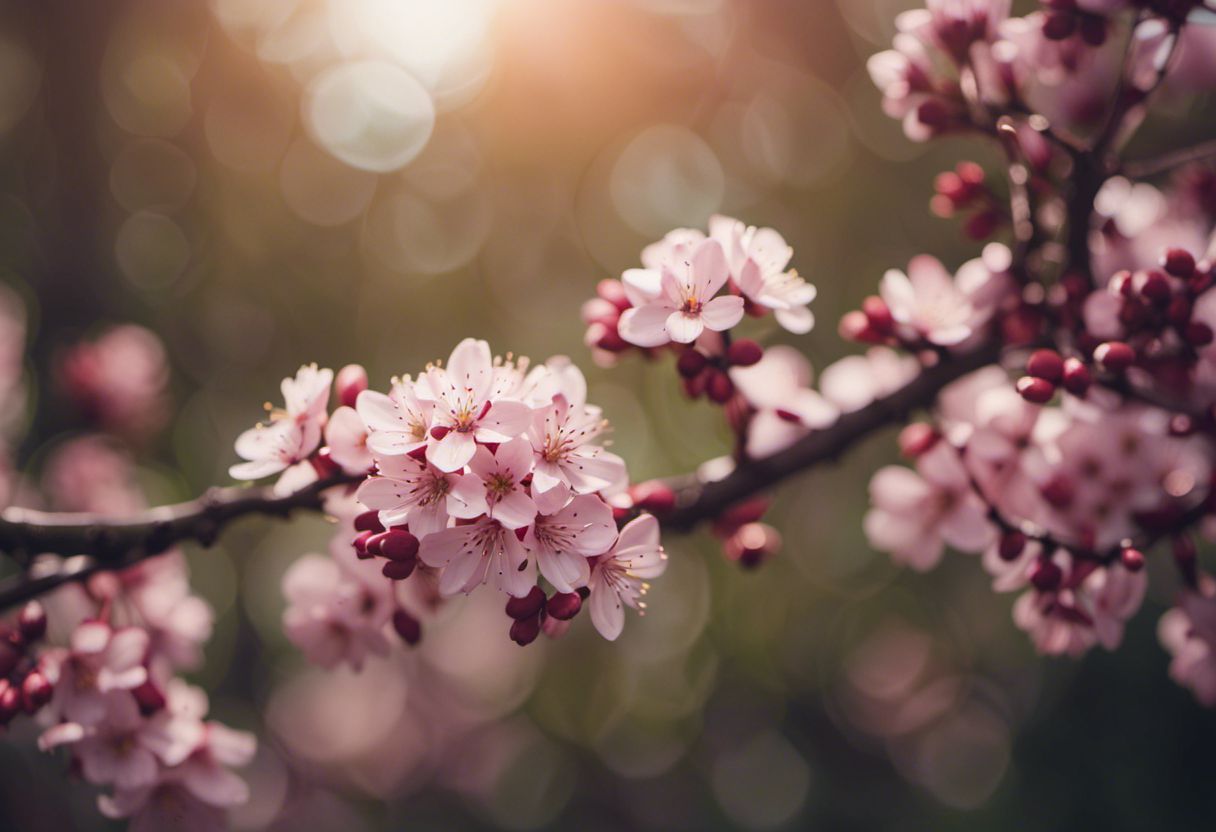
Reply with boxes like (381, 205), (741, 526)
(661, 339), (1004, 533)
(1123, 138), (1216, 179)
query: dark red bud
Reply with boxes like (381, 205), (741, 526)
(839, 310), (882, 344)
(1120, 547), (1145, 572)
(1163, 248), (1196, 278)
(379, 530), (419, 562)
(20, 670), (52, 714)
(354, 511), (385, 533)
(365, 532), (388, 556)
(1186, 322), (1214, 347)
(336, 364), (369, 409)
(899, 423), (940, 458)
(1026, 349), (1064, 383)
(546, 592), (583, 621)
(998, 531), (1027, 562)
(862, 296), (895, 335)
(509, 614), (541, 646)
(382, 559), (417, 580)
(706, 371), (735, 404)
(1028, 558), (1063, 592)
(17, 602), (45, 642)
(1041, 475), (1075, 508)
(726, 338), (763, 368)
(1140, 270), (1172, 304)
(1167, 296), (1193, 327)
(631, 480), (676, 514)
(0, 680), (19, 725)
(0, 640), (18, 679)
(1094, 341), (1135, 372)
(132, 679), (167, 714)
(429, 425), (450, 441)
(1042, 10), (1077, 40)
(676, 348), (708, 378)
(352, 530), (375, 558)
(505, 586), (547, 620)
(392, 609), (422, 645)
(1016, 376), (1055, 404)
(597, 279), (632, 311)
(723, 522), (781, 569)
(1061, 357), (1091, 396)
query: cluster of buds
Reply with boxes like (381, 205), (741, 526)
(931, 162), (1007, 240)
(1016, 348), (1092, 403)
(675, 337), (764, 404)
(0, 602), (51, 727)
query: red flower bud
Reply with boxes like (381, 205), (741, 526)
(505, 586), (547, 621)
(862, 296), (895, 335)
(998, 531), (1027, 562)
(21, 670), (52, 714)
(546, 592), (583, 621)
(336, 364), (368, 409)
(17, 602), (46, 642)
(1162, 248), (1196, 278)
(382, 559), (417, 580)
(392, 609), (422, 645)
(1028, 558), (1063, 592)
(899, 423), (940, 458)
(723, 522), (782, 569)
(1016, 376), (1055, 404)
(1120, 547), (1145, 572)
(1140, 270), (1172, 304)
(726, 338), (763, 368)
(1061, 357), (1091, 396)
(706, 370), (735, 404)
(379, 530), (419, 562)
(509, 614), (541, 646)
(0, 680), (19, 725)
(1026, 349), (1064, 383)
(354, 511), (385, 533)
(1093, 341), (1135, 372)
(1186, 322), (1214, 347)
(839, 310), (881, 344)
(676, 348), (708, 378)
(597, 279), (632, 311)
(630, 480), (676, 514)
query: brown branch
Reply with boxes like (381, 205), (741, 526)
(661, 339), (1004, 533)
(0, 471), (363, 610)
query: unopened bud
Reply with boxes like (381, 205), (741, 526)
(723, 522), (782, 569)
(509, 614), (541, 646)
(392, 609), (422, 645)
(1028, 558), (1063, 592)
(1120, 547), (1145, 572)
(17, 602), (45, 642)
(1094, 341), (1135, 372)
(726, 338), (763, 368)
(1026, 349), (1064, 383)
(1061, 357), (1091, 396)
(630, 480), (676, 514)
(706, 370), (735, 404)
(1016, 376), (1055, 404)
(899, 423), (940, 458)
(21, 670), (52, 714)
(1162, 247), (1196, 278)
(998, 531), (1027, 562)
(505, 586), (547, 621)
(336, 364), (368, 408)
(547, 592), (583, 621)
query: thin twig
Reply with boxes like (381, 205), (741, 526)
(1123, 138), (1216, 179)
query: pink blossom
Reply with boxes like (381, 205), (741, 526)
(709, 215), (816, 333)
(356, 376), (434, 458)
(879, 252), (1009, 347)
(324, 405), (372, 474)
(418, 517), (536, 598)
(42, 622), (150, 726)
(526, 494), (618, 593)
(730, 346), (839, 458)
(356, 452), (486, 537)
(57, 324), (170, 440)
(526, 392), (625, 513)
(587, 514), (667, 641)
(1159, 585), (1216, 706)
(281, 552), (394, 670)
(423, 339), (532, 472)
(864, 441), (993, 570)
(819, 347), (918, 413)
(467, 439), (538, 530)
(229, 364), (333, 480)
(617, 238), (745, 347)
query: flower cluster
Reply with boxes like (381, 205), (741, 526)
(229, 342), (668, 654)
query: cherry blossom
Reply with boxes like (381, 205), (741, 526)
(730, 346), (839, 458)
(709, 214), (817, 333)
(617, 238), (745, 347)
(423, 339), (533, 472)
(324, 405), (372, 475)
(864, 441), (994, 571)
(229, 364), (333, 480)
(587, 514), (667, 641)
(356, 376), (435, 458)
(526, 494), (618, 594)
(356, 452), (486, 537)
(467, 439), (539, 530)
(879, 252), (1010, 347)
(418, 516), (536, 598)
(281, 550), (394, 670)
(1160, 584), (1216, 706)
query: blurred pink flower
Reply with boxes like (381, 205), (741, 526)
(58, 324), (170, 441)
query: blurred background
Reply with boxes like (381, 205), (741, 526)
(0, 0), (1214, 829)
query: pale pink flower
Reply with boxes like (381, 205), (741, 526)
(418, 517), (536, 598)
(229, 364), (333, 480)
(467, 439), (538, 530)
(526, 494), (618, 594)
(709, 214), (816, 333)
(730, 346), (839, 458)
(58, 324), (170, 440)
(424, 339), (532, 472)
(356, 453), (486, 537)
(587, 514), (667, 641)
(864, 441), (993, 571)
(1160, 585), (1216, 706)
(281, 553), (393, 671)
(617, 239), (745, 347)
(39, 689), (202, 790)
(879, 252), (1009, 347)
(526, 393), (625, 514)
(818, 347), (918, 413)
(356, 377), (434, 458)
(119, 553), (214, 672)
(1082, 564), (1147, 650)
(1013, 588), (1098, 658)
(324, 405), (372, 474)
(42, 622), (150, 726)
